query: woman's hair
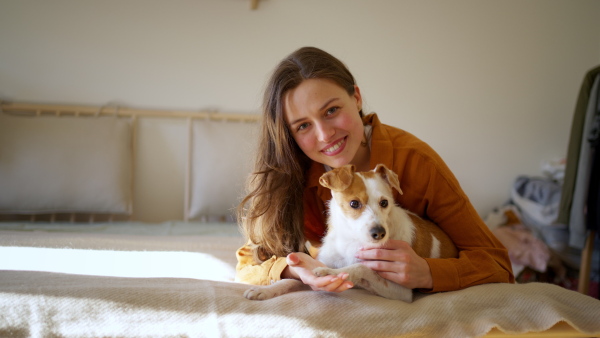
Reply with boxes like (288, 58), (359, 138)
(237, 46), (359, 262)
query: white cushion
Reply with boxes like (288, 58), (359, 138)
(188, 119), (258, 220)
(0, 114), (132, 214)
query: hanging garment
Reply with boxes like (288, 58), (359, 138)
(559, 65), (600, 226)
(568, 74), (600, 249)
(586, 78), (600, 233)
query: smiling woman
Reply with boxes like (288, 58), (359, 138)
(236, 46), (514, 296)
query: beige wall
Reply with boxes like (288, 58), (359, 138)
(1, 0), (599, 222)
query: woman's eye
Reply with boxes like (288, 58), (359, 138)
(349, 200), (361, 209)
(379, 200), (388, 208)
(326, 107), (338, 116)
(297, 123), (309, 131)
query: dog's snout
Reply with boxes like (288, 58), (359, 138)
(370, 225), (386, 240)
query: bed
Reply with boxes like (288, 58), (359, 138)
(1, 102), (600, 337)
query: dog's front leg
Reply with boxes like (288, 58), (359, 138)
(244, 279), (308, 300)
(314, 264), (413, 302)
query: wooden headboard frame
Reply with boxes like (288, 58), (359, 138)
(0, 101), (260, 222)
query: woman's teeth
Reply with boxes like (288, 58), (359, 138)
(324, 139), (344, 153)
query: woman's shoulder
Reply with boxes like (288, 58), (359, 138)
(367, 113), (437, 156)
(368, 113), (457, 181)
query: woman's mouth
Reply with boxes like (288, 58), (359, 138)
(322, 137), (346, 155)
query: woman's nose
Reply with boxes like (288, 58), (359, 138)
(315, 122), (335, 142)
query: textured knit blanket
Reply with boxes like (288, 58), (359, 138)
(1, 225), (600, 337)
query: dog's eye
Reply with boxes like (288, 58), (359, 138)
(380, 199), (388, 208)
(349, 200), (361, 209)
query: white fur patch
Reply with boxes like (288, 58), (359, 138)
(430, 235), (441, 258)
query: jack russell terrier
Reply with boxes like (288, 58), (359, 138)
(244, 164), (458, 302)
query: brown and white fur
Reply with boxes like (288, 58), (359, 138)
(243, 164), (457, 302)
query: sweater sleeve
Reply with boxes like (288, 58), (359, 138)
(235, 241), (289, 285)
(406, 152), (514, 292)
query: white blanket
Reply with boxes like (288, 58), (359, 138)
(1, 223), (600, 337)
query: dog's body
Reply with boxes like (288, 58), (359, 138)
(243, 164), (457, 302)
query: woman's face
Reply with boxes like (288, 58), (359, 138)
(283, 78), (367, 169)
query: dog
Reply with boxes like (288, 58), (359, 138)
(243, 164), (457, 302)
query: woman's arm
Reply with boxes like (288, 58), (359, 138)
(356, 210), (512, 293)
(357, 141), (514, 292)
(417, 160), (515, 292)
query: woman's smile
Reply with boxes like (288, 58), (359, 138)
(322, 137), (347, 155)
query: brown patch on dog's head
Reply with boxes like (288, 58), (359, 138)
(319, 165), (356, 192)
(320, 165), (369, 220)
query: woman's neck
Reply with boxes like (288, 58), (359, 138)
(350, 124), (372, 172)
(351, 141), (371, 172)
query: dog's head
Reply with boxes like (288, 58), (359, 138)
(319, 164), (403, 245)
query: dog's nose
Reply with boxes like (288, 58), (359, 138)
(370, 225), (386, 240)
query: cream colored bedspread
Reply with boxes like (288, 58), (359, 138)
(1, 224), (600, 337)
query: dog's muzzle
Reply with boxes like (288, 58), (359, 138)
(370, 225), (386, 240)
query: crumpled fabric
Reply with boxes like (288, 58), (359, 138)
(493, 224), (551, 273)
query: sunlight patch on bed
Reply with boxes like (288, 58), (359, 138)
(0, 247), (236, 281)
(1, 293), (338, 337)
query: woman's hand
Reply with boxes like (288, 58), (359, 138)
(282, 252), (354, 292)
(356, 239), (434, 290)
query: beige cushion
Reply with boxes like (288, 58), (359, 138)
(0, 114), (132, 214)
(188, 119), (258, 220)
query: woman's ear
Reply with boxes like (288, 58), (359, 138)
(353, 85), (363, 111)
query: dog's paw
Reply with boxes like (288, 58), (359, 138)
(313, 267), (337, 277)
(243, 286), (274, 301)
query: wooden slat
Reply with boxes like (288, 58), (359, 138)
(0, 102), (260, 122)
(184, 117), (193, 222)
(578, 230), (596, 295)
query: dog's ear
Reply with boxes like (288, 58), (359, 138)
(374, 164), (403, 195)
(319, 165), (355, 192)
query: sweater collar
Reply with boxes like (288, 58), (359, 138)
(366, 113), (395, 170)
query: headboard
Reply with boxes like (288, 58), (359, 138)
(0, 102), (260, 223)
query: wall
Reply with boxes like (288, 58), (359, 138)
(1, 0), (599, 222)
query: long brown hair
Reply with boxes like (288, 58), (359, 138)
(237, 46), (359, 262)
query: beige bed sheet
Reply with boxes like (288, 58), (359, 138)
(1, 226), (600, 337)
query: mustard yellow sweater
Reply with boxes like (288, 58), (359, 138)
(236, 113), (514, 292)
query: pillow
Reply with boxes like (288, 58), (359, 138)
(0, 114), (132, 214)
(188, 119), (258, 221)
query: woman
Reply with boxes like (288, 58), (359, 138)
(236, 46), (514, 294)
